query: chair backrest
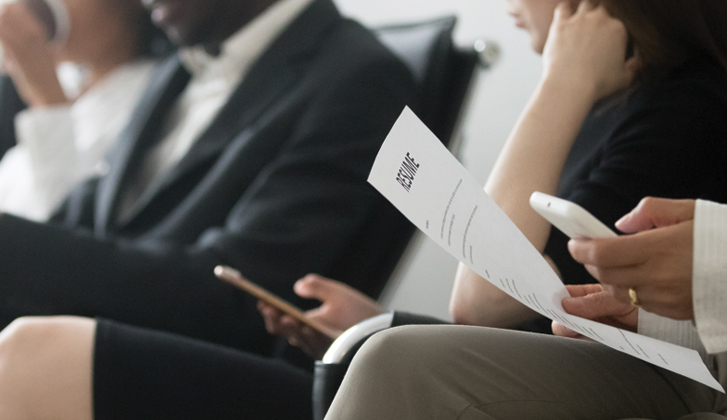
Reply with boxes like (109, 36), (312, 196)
(311, 17), (499, 420)
(329, 16), (484, 297)
(0, 76), (26, 159)
(371, 29), (501, 314)
(375, 16), (477, 146)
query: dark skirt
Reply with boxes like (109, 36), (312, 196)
(94, 319), (313, 420)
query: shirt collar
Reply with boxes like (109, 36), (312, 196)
(179, 0), (314, 80)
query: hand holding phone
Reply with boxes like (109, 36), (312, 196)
(530, 192), (617, 239)
(214, 266), (338, 339)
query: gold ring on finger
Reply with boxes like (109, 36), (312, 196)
(628, 288), (641, 308)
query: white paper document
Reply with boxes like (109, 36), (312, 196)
(368, 107), (724, 393)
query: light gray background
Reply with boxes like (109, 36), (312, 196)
(334, 0), (544, 320)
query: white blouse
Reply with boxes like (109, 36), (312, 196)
(0, 60), (156, 221)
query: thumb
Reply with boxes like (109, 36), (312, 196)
(294, 274), (340, 302)
(615, 198), (696, 233)
(561, 289), (625, 320)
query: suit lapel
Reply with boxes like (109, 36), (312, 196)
(94, 56), (191, 234)
(119, 0), (342, 224)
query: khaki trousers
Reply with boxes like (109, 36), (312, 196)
(325, 325), (727, 420)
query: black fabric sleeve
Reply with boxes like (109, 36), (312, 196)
(546, 71), (727, 288)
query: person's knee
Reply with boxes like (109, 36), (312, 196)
(351, 325), (441, 378)
(0, 316), (95, 375)
(0, 317), (52, 359)
(0, 317), (95, 419)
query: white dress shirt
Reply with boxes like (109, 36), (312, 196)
(0, 60), (155, 221)
(117, 0), (313, 222)
(638, 199), (727, 374)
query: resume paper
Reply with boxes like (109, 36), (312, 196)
(368, 107), (723, 392)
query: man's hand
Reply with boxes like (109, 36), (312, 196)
(568, 198), (696, 320)
(0, 2), (67, 107)
(258, 275), (384, 360)
(552, 284), (637, 338)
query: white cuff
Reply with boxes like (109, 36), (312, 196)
(638, 309), (706, 359)
(693, 199), (727, 354)
(15, 106), (76, 172)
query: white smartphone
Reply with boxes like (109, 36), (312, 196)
(530, 192), (617, 239)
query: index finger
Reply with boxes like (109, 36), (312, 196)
(568, 234), (649, 268)
(257, 300), (283, 318)
(561, 288), (633, 320)
(615, 197), (695, 233)
(258, 301), (286, 335)
(552, 320), (583, 338)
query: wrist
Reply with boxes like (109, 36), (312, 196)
(27, 90), (69, 108)
(539, 72), (600, 107)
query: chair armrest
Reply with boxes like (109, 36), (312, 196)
(313, 311), (448, 420)
(322, 313), (395, 364)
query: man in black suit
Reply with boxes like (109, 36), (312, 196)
(0, 0), (415, 360)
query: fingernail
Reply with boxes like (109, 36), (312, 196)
(567, 238), (586, 253)
(614, 212), (631, 228)
(296, 275), (311, 286)
(295, 277), (314, 292)
(562, 297), (584, 310)
(294, 280), (305, 292)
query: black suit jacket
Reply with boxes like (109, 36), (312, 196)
(0, 0), (415, 357)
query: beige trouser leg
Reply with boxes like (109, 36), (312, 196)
(622, 353), (727, 420)
(621, 416), (726, 420)
(325, 325), (723, 420)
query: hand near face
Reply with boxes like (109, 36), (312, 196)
(568, 198), (696, 321)
(0, 2), (67, 107)
(258, 275), (384, 360)
(542, 1), (638, 102)
(552, 284), (637, 338)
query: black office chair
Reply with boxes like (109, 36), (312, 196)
(375, 16), (499, 149)
(326, 15), (500, 302)
(311, 16), (500, 420)
(0, 76), (27, 159)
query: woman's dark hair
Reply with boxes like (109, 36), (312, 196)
(600, 0), (727, 80)
(125, 7), (175, 59)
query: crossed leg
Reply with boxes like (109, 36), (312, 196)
(621, 416), (727, 420)
(326, 325), (722, 420)
(0, 315), (315, 420)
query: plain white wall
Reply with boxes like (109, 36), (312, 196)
(333, 0), (544, 320)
